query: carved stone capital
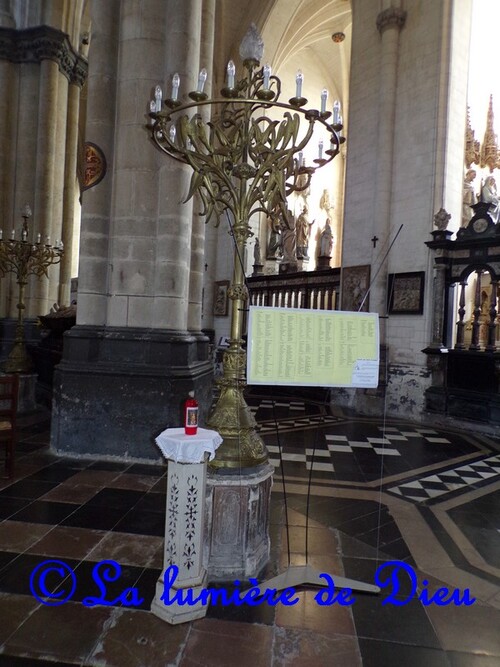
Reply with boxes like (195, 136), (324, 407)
(376, 7), (407, 34)
(0, 25), (88, 86)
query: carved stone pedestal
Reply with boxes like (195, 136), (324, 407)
(205, 462), (274, 580)
(151, 428), (222, 624)
(316, 254), (331, 269)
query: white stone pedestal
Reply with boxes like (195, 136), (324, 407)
(205, 462), (274, 580)
(151, 427), (222, 625)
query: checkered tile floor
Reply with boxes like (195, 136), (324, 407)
(249, 398), (341, 434)
(246, 396), (497, 497)
(387, 454), (500, 503)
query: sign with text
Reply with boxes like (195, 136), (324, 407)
(247, 306), (379, 388)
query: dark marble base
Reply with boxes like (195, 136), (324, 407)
(51, 325), (213, 461)
(425, 385), (500, 424)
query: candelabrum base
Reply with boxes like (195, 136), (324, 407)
(3, 341), (33, 374)
(207, 385), (268, 470)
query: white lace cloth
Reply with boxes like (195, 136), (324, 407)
(155, 427), (223, 463)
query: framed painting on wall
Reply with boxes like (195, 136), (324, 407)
(213, 280), (230, 316)
(387, 271), (425, 314)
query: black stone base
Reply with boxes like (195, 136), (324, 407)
(425, 386), (500, 424)
(51, 325), (213, 461)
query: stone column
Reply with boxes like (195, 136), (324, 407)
(52, 0), (213, 461)
(76, 0), (119, 327)
(31, 59), (61, 315)
(58, 80), (82, 306)
(370, 6), (406, 320)
(187, 0), (216, 335)
(0, 58), (17, 318)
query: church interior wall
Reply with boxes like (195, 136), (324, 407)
(336, 0), (472, 419)
(0, 0), (489, 457)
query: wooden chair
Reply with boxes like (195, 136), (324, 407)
(0, 374), (19, 477)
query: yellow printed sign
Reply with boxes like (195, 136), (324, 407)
(247, 306), (379, 388)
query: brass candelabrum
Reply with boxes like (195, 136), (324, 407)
(0, 206), (64, 373)
(148, 24), (344, 469)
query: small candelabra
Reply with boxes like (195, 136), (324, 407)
(0, 205), (64, 373)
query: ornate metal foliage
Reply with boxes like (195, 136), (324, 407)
(148, 61), (343, 228)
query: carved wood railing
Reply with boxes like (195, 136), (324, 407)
(247, 268), (340, 311)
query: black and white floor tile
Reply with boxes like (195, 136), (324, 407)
(387, 453), (500, 503)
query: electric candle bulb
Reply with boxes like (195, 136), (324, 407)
(197, 68), (207, 93)
(22, 229), (27, 241)
(171, 73), (180, 101)
(0, 230), (3, 240)
(333, 100), (341, 125)
(263, 64), (271, 90)
(321, 88), (328, 113)
(227, 60), (235, 88)
(37, 233), (41, 243)
(11, 230), (14, 240)
(298, 151), (303, 167)
(149, 100), (156, 113)
(318, 139), (324, 160)
(295, 70), (303, 98)
(154, 85), (162, 113)
(169, 125), (176, 143)
(46, 236), (50, 245)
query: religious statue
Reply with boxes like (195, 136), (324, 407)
(253, 237), (262, 265)
(319, 219), (333, 257)
(433, 207), (451, 231)
(480, 175), (500, 223)
(461, 169), (476, 228)
(267, 212), (283, 259)
(319, 189), (334, 218)
(295, 205), (314, 259)
(281, 209), (297, 264)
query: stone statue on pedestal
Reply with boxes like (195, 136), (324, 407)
(282, 209), (297, 265)
(295, 205), (314, 259)
(462, 169), (476, 228)
(480, 175), (500, 223)
(267, 213), (283, 259)
(319, 219), (333, 257)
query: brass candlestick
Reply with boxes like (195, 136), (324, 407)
(0, 206), (64, 373)
(148, 25), (344, 468)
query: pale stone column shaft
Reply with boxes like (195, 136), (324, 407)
(188, 0), (216, 333)
(76, 0), (119, 327)
(154, 0), (203, 331)
(370, 7), (406, 322)
(58, 82), (81, 306)
(31, 59), (61, 315)
(0, 59), (17, 317)
(47, 71), (68, 308)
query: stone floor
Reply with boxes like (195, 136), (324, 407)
(0, 393), (499, 666)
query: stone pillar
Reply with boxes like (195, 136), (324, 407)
(187, 0), (216, 334)
(370, 6), (407, 321)
(31, 59), (61, 315)
(58, 81), (82, 306)
(0, 58), (17, 318)
(52, 0), (213, 461)
(76, 0), (119, 327)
